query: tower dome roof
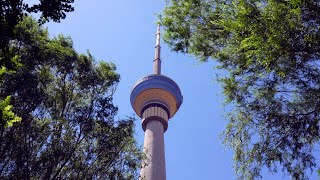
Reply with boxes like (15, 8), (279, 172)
(130, 74), (183, 119)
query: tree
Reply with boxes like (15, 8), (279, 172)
(0, 96), (21, 127)
(0, 0), (75, 127)
(0, 17), (142, 179)
(161, 0), (320, 179)
(0, 0), (75, 70)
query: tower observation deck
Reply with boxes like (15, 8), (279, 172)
(130, 25), (183, 180)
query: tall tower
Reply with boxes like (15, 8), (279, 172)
(130, 25), (183, 180)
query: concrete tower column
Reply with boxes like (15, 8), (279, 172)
(141, 120), (166, 180)
(140, 105), (168, 180)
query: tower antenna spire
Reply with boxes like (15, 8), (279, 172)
(153, 23), (161, 74)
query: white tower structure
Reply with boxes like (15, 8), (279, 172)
(130, 25), (183, 180)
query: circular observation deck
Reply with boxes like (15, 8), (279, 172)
(130, 74), (183, 119)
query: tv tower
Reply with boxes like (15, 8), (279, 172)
(130, 24), (183, 180)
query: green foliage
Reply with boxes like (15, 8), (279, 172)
(0, 66), (21, 127)
(0, 96), (21, 127)
(0, 0), (74, 71)
(162, 0), (320, 179)
(0, 0), (74, 129)
(0, 17), (142, 179)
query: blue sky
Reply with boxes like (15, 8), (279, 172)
(43, 1), (318, 179)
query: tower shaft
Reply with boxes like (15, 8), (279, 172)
(140, 105), (168, 180)
(141, 120), (166, 180)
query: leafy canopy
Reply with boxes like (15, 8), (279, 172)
(0, 17), (142, 179)
(0, 96), (21, 127)
(161, 0), (320, 179)
(0, 0), (75, 70)
(0, 0), (75, 128)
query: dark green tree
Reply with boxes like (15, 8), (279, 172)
(0, 17), (142, 179)
(161, 0), (320, 179)
(0, 0), (75, 127)
(0, 0), (75, 70)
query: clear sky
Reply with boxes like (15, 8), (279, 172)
(43, 1), (317, 179)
